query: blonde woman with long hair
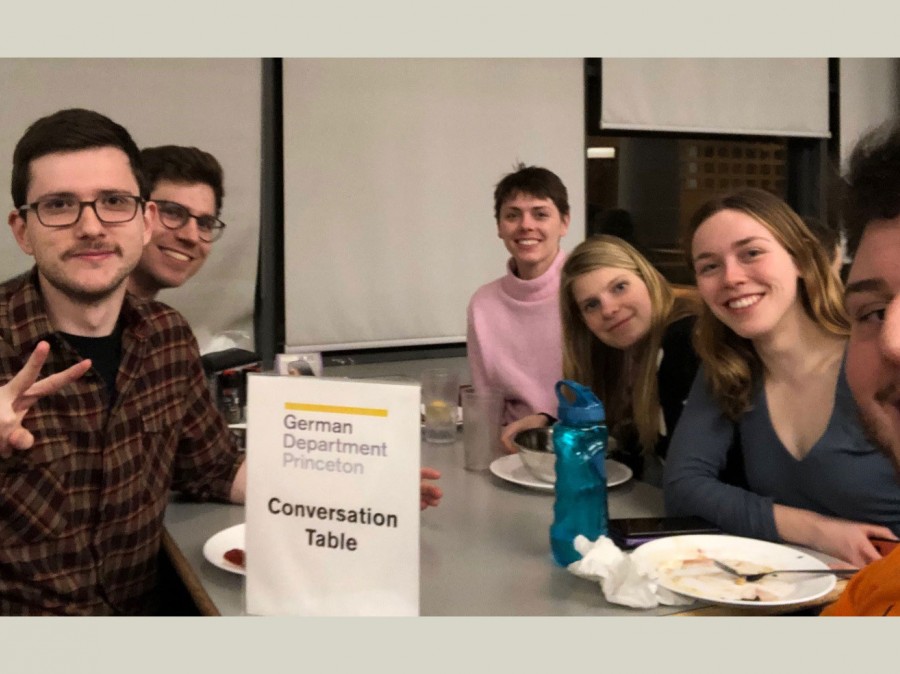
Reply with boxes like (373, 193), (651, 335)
(501, 235), (701, 481)
(664, 188), (900, 566)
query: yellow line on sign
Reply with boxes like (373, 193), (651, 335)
(284, 402), (388, 417)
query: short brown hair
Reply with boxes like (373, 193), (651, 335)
(493, 164), (569, 221)
(842, 119), (900, 256)
(141, 145), (225, 214)
(12, 108), (144, 207)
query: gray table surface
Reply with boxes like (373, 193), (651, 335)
(164, 433), (682, 616)
(164, 356), (691, 616)
(163, 356), (842, 616)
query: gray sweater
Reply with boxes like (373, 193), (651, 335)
(663, 357), (900, 540)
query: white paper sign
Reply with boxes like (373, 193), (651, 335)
(244, 374), (420, 616)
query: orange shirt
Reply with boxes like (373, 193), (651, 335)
(821, 547), (900, 616)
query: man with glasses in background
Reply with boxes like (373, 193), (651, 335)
(125, 144), (444, 510)
(127, 145), (226, 300)
(0, 108), (246, 615)
(128, 144), (443, 509)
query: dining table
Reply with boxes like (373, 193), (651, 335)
(162, 356), (846, 617)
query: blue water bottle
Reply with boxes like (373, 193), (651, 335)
(549, 380), (609, 566)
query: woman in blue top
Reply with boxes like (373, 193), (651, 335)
(664, 188), (900, 566)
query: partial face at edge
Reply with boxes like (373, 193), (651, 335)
(845, 218), (900, 472)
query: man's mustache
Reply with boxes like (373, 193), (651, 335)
(62, 244), (122, 259)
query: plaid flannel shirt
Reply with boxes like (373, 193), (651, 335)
(0, 269), (243, 615)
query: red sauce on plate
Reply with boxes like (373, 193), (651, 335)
(223, 548), (245, 568)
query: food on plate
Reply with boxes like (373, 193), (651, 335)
(656, 549), (794, 602)
(223, 548), (245, 569)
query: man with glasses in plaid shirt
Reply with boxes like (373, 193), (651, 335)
(127, 145), (226, 300)
(0, 108), (246, 615)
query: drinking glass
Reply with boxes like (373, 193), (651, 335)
(421, 368), (459, 444)
(461, 388), (503, 470)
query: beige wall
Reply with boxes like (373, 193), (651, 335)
(282, 58), (585, 350)
(840, 58), (900, 168)
(0, 59), (261, 353)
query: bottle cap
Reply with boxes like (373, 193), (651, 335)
(555, 380), (605, 426)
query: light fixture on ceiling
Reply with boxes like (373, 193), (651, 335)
(586, 147), (616, 159)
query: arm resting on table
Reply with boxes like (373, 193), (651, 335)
(663, 369), (779, 541)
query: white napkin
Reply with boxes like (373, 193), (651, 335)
(567, 535), (694, 609)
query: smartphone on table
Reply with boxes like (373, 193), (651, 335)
(608, 516), (721, 550)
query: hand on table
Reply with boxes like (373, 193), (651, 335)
(0, 341), (91, 459)
(812, 519), (897, 567)
(420, 467), (442, 510)
(776, 505), (896, 567)
(500, 413), (550, 454)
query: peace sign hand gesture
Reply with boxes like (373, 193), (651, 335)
(0, 340), (92, 458)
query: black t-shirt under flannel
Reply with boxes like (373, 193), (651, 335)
(0, 270), (243, 615)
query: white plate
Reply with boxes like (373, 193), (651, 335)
(489, 454), (633, 492)
(202, 523), (246, 576)
(419, 404), (463, 428)
(630, 534), (836, 607)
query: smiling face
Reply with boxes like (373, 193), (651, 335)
(496, 192), (569, 280)
(691, 209), (803, 341)
(8, 146), (151, 305)
(571, 266), (653, 350)
(845, 218), (900, 471)
(129, 179), (215, 298)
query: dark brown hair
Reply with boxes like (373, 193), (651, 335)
(493, 164), (569, 221)
(842, 119), (900, 256)
(141, 145), (225, 213)
(12, 108), (143, 206)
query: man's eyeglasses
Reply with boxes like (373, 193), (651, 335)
(18, 194), (144, 228)
(154, 199), (226, 243)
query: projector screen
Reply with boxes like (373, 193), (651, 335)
(601, 58), (830, 138)
(0, 58), (262, 353)
(282, 58), (585, 351)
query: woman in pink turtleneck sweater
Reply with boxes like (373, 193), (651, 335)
(466, 165), (570, 428)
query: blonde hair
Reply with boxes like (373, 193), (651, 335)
(682, 189), (850, 420)
(560, 235), (700, 452)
